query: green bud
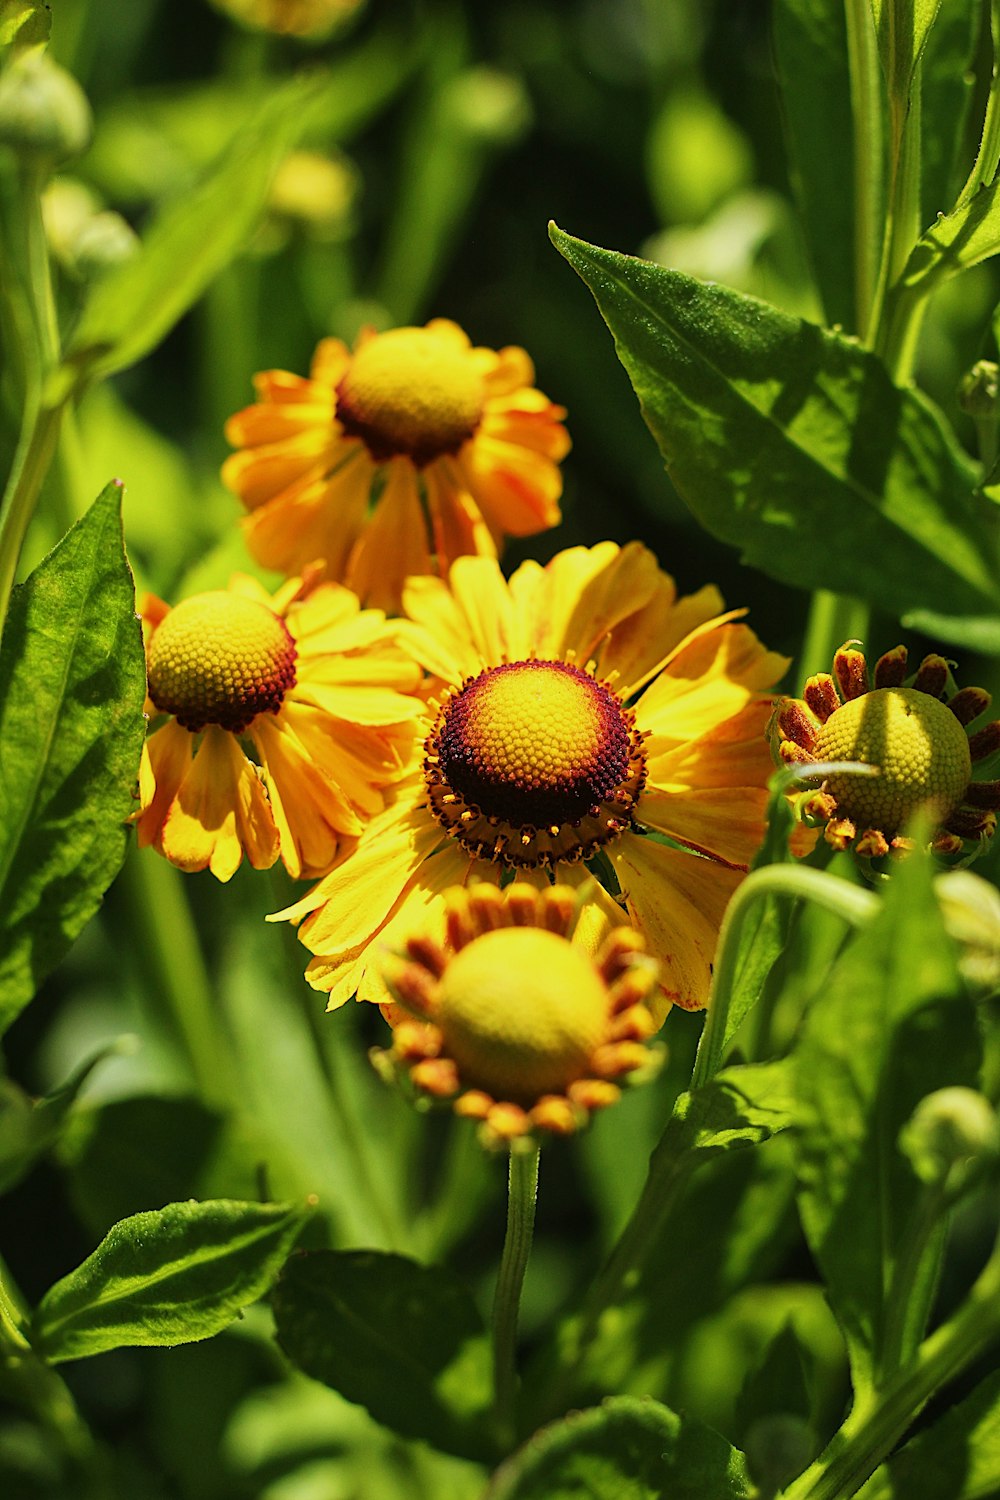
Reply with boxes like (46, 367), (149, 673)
(71, 211), (138, 277)
(0, 52), (91, 162)
(958, 360), (1000, 419)
(935, 871), (1000, 996)
(899, 1086), (1000, 1192)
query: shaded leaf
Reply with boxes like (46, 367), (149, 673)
(272, 1249), (493, 1462)
(485, 1396), (753, 1500)
(549, 226), (999, 624)
(870, 0), (944, 100)
(0, 0), (49, 55)
(0, 1040), (128, 1195)
(33, 1198), (309, 1363)
(794, 849), (980, 1398)
(0, 481), (146, 1033)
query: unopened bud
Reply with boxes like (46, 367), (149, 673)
(935, 871), (1000, 995)
(72, 211), (138, 278)
(899, 1086), (1000, 1191)
(0, 53), (91, 162)
(959, 360), (1000, 419)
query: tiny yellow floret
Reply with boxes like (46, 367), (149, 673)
(815, 687), (972, 837)
(147, 591), (296, 733)
(435, 926), (610, 1101)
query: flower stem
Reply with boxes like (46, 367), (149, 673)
(781, 1240), (1000, 1500)
(492, 1143), (540, 1447)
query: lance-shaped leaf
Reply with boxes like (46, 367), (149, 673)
(57, 72), (324, 390)
(0, 0), (49, 56)
(549, 226), (1000, 626)
(272, 1249), (493, 1461)
(0, 481), (146, 1034)
(0, 1040), (129, 1195)
(33, 1198), (309, 1363)
(484, 1396), (753, 1500)
(870, 0), (944, 101)
(794, 848), (980, 1399)
(857, 1368), (1000, 1499)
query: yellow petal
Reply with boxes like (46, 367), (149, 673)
(242, 453), (371, 578)
(610, 834), (744, 1021)
(637, 783), (768, 870)
(161, 726), (279, 881)
(346, 457), (432, 612)
(637, 621), (788, 744)
(456, 432), (562, 536)
(135, 719), (193, 850)
(398, 576), (483, 682)
(446, 555), (517, 667)
(251, 711), (364, 880)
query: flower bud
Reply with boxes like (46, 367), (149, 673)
(899, 1086), (1000, 1191)
(935, 871), (1000, 996)
(958, 360), (1000, 420)
(71, 211), (139, 278)
(0, 53), (91, 163)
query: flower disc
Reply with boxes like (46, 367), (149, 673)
(147, 591), (297, 733)
(424, 659), (646, 866)
(815, 686), (972, 836)
(436, 926), (610, 1100)
(335, 326), (484, 466)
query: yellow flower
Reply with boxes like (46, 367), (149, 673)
(274, 542), (788, 1021)
(207, 0), (360, 37)
(222, 319), (570, 612)
(136, 575), (423, 881)
(375, 882), (663, 1149)
(773, 642), (1000, 858)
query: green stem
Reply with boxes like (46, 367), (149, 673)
(876, 1183), (947, 1384)
(781, 1242), (1000, 1500)
(844, 0), (884, 336)
(797, 589), (871, 686)
(493, 1143), (540, 1447)
(119, 849), (237, 1112)
(692, 864), (878, 1091)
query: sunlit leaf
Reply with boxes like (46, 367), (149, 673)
(0, 482), (146, 1033)
(0, 0), (49, 56)
(870, 0), (944, 99)
(33, 1198), (309, 1363)
(484, 1396), (753, 1500)
(857, 1368), (1000, 1499)
(549, 226), (1000, 625)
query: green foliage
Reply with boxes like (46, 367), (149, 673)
(794, 847), (981, 1397)
(58, 72), (326, 390)
(0, 0), (49, 57)
(0, 482), (146, 1033)
(857, 1368), (1000, 1500)
(549, 225), (1000, 630)
(484, 1396), (753, 1500)
(272, 1249), (494, 1461)
(0, 1041), (126, 1195)
(32, 1198), (309, 1363)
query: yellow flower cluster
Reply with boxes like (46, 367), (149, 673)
(137, 314), (795, 1140)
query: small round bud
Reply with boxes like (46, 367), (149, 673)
(958, 360), (1000, 419)
(71, 211), (139, 278)
(0, 53), (92, 163)
(899, 1086), (1000, 1191)
(935, 871), (1000, 996)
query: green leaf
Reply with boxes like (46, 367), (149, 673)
(793, 849), (980, 1398)
(857, 1368), (1000, 1500)
(897, 176), (1000, 298)
(919, 1), (979, 226)
(58, 72), (325, 388)
(0, 0), (49, 56)
(32, 1198), (309, 1364)
(870, 0), (944, 101)
(272, 1249), (493, 1461)
(0, 481), (146, 1033)
(484, 1396), (753, 1500)
(548, 226), (1000, 624)
(771, 0), (857, 328)
(664, 1061), (796, 1163)
(0, 1040), (128, 1195)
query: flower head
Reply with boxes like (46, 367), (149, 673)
(273, 542), (788, 1020)
(222, 320), (570, 612)
(375, 882), (663, 1149)
(773, 642), (1000, 859)
(136, 574), (423, 881)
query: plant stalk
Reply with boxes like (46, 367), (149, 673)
(492, 1143), (540, 1447)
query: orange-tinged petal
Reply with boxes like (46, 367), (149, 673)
(638, 621), (788, 745)
(222, 426), (342, 511)
(479, 343), (535, 396)
(644, 701), (776, 788)
(636, 783), (768, 869)
(456, 433), (562, 537)
(160, 726), (279, 881)
(611, 834), (744, 1021)
(309, 336), (351, 385)
(480, 394), (571, 460)
(346, 458), (432, 612)
(135, 719), (193, 849)
(424, 460), (497, 566)
(251, 712), (362, 879)
(241, 457), (371, 578)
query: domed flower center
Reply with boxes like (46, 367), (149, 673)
(147, 591), (297, 734)
(815, 686), (971, 837)
(436, 927), (610, 1101)
(335, 326), (485, 466)
(423, 659), (647, 867)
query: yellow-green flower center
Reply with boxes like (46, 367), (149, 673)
(815, 686), (971, 837)
(424, 659), (647, 867)
(147, 591), (297, 734)
(436, 927), (609, 1100)
(335, 326), (484, 466)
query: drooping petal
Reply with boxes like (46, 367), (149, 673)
(610, 833), (744, 1021)
(241, 454), (371, 578)
(346, 458), (433, 613)
(424, 459), (498, 566)
(455, 432), (563, 537)
(251, 710), (364, 880)
(160, 726), (279, 881)
(135, 719), (194, 850)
